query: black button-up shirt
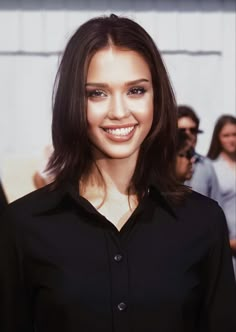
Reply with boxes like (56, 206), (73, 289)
(0, 183), (236, 332)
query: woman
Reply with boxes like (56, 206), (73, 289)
(175, 130), (195, 183)
(0, 14), (236, 332)
(208, 114), (236, 277)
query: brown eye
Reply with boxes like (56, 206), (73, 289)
(86, 89), (107, 98)
(128, 87), (146, 95)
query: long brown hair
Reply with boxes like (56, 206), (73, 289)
(207, 115), (236, 160)
(48, 14), (188, 203)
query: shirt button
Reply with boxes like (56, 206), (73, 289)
(117, 302), (127, 311)
(114, 254), (123, 262)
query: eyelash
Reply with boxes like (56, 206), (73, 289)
(86, 89), (106, 98)
(127, 87), (146, 95)
(86, 86), (147, 98)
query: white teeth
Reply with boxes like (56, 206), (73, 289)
(104, 126), (134, 136)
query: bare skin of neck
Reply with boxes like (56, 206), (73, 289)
(80, 157), (139, 231)
(220, 151), (236, 169)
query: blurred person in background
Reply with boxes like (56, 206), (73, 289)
(0, 180), (7, 214)
(33, 144), (54, 189)
(207, 114), (236, 277)
(177, 105), (221, 203)
(175, 130), (195, 183)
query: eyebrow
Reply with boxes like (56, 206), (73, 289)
(85, 78), (150, 88)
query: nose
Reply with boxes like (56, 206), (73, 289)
(108, 94), (130, 119)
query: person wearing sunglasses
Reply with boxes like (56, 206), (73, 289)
(177, 105), (221, 204)
(175, 131), (195, 183)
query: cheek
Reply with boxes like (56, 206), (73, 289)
(87, 103), (107, 127)
(220, 137), (229, 147)
(140, 110), (153, 128)
(176, 159), (183, 172)
(181, 160), (189, 171)
(228, 136), (236, 144)
(129, 93), (153, 112)
(133, 99), (153, 125)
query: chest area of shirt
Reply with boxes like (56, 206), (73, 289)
(215, 163), (236, 196)
(24, 213), (206, 313)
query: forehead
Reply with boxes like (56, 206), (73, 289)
(220, 123), (236, 134)
(86, 46), (151, 82)
(178, 117), (197, 128)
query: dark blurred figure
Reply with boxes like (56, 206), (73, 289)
(177, 105), (221, 203)
(0, 180), (8, 214)
(208, 115), (236, 277)
(175, 130), (195, 183)
(33, 144), (54, 189)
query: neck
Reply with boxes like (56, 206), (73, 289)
(220, 151), (236, 164)
(80, 152), (140, 229)
(80, 153), (138, 198)
(94, 156), (136, 195)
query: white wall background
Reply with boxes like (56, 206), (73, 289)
(0, 0), (235, 200)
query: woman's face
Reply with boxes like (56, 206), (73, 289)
(86, 46), (153, 162)
(175, 147), (195, 183)
(219, 123), (236, 155)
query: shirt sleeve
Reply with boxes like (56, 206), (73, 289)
(0, 210), (33, 332)
(201, 204), (236, 332)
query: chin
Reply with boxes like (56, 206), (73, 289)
(226, 149), (236, 154)
(107, 153), (136, 160)
(185, 173), (193, 180)
(97, 146), (139, 160)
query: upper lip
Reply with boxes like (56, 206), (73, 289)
(101, 124), (138, 129)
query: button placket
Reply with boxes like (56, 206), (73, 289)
(114, 253), (123, 262)
(106, 233), (129, 329)
(117, 302), (127, 311)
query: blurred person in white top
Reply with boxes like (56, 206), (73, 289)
(207, 114), (236, 277)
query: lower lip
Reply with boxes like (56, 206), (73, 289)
(102, 126), (136, 142)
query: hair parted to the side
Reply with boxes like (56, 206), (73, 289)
(48, 13), (189, 203)
(207, 115), (236, 160)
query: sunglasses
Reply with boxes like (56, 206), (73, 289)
(178, 147), (195, 160)
(179, 127), (203, 135)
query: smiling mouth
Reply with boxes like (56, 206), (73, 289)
(102, 126), (135, 136)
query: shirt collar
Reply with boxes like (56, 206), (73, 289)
(33, 181), (177, 219)
(32, 182), (73, 215)
(147, 183), (177, 219)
